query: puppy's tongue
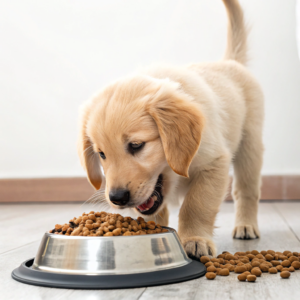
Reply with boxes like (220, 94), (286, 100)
(137, 197), (155, 212)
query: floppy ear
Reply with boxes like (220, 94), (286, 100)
(147, 85), (204, 178)
(77, 103), (102, 190)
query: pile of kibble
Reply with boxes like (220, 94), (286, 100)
(49, 211), (168, 237)
(202, 250), (300, 282)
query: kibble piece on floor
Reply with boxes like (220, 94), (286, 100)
(265, 254), (274, 261)
(269, 267), (278, 274)
(238, 273), (247, 281)
(225, 254), (235, 260)
(207, 266), (217, 273)
(280, 271), (291, 279)
(243, 271), (251, 276)
(288, 256), (299, 263)
(218, 258), (225, 264)
(267, 250), (275, 256)
(205, 262), (214, 268)
(251, 250), (259, 255)
(288, 266), (295, 272)
(276, 265), (283, 272)
(220, 269), (230, 276)
(260, 250), (267, 256)
(271, 260), (281, 266)
(283, 251), (291, 256)
(282, 267), (290, 272)
(245, 263), (252, 271)
(252, 260), (260, 267)
(247, 275), (257, 282)
(291, 261), (300, 269)
(247, 254), (255, 260)
(205, 272), (216, 280)
(229, 265), (235, 272)
(235, 266), (247, 273)
(260, 263), (270, 272)
(251, 267), (262, 277)
(200, 256), (210, 264)
(282, 260), (291, 267)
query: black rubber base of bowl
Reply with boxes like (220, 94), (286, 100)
(11, 258), (206, 289)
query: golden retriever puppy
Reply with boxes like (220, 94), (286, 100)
(78, 0), (264, 258)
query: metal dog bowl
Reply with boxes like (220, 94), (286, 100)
(12, 227), (206, 289)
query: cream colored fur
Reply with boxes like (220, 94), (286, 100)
(78, 0), (264, 258)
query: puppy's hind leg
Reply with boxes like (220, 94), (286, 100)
(232, 126), (263, 239)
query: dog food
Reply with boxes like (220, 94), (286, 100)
(49, 211), (168, 236)
(237, 273), (247, 281)
(280, 271), (291, 279)
(205, 272), (216, 280)
(247, 275), (256, 282)
(204, 249), (299, 282)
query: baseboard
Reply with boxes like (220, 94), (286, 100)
(0, 175), (299, 203)
(0, 177), (94, 203)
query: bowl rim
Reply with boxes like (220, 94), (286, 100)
(46, 226), (175, 239)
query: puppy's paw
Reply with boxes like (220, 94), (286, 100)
(181, 236), (217, 259)
(232, 224), (260, 239)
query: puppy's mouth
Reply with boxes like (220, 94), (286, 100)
(136, 174), (163, 215)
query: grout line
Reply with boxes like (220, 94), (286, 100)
(272, 203), (300, 243)
(0, 240), (40, 256)
(137, 288), (147, 299)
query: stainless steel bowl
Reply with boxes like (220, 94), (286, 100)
(32, 227), (191, 275)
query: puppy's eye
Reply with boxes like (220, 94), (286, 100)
(99, 152), (106, 159)
(128, 142), (145, 154)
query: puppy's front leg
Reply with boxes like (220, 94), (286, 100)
(178, 155), (230, 258)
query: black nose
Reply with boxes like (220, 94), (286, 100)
(109, 189), (130, 206)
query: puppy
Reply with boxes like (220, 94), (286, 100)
(78, 0), (264, 258)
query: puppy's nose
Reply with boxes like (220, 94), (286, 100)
(109, 189), (130, 206)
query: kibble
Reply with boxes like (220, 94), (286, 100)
(205, 272), (216, 280)
(200, 256), (211, 264)
(280, 271), (290, 279)
(235, 266), (247, 273)
(282, 267), (290, 272)
(50, 212), (167, 237)
(203, 249), (299, 283)
(237, 273), (247, 281)
(269, 267), (278, 274)
(219, 269), (230, 276)
(291, 261), (300, 269)
(207, 266), (217, 273)
(251, 267), (262, 277)
(282, 260), (291, 267)
(276, 265), (283, 272)
(247, 275), (256, 282)
(289, 256), (299, 263)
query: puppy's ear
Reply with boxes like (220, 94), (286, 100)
(147, 83), (204, 177)
(77, 103), (102, 190)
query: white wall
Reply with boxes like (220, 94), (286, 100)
(0, 0), (300, 178)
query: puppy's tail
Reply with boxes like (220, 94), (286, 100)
(222, 0), (248, 65)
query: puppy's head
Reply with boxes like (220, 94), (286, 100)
(78, 75), (204, 216)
